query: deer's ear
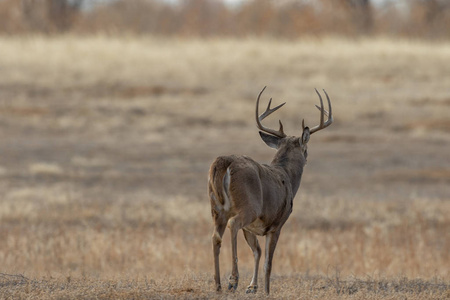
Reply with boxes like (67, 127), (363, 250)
(259, 131), (281, 149)
(302, 127), (310, 144)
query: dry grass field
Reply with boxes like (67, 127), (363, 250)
(0, 35), (449, 299)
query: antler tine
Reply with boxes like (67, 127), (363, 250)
(310, 88), (333, 134)
(259, 97), (285, 120)
(256, 86), (287, 138)
(323, 89), (333, 122)
(316, 88), (324, 127)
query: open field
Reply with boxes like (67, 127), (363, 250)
(0, 36), (449, 299)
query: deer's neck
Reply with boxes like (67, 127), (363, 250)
(270, 153), (305, 197)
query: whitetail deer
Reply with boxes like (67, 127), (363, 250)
(208, 87), (333, 294)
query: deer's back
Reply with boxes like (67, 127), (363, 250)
(209, 155), (292, 235)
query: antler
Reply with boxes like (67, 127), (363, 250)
(256, 86), (287, 138)
(309, 88), (333, 134)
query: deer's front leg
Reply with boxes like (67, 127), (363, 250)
(264, 231), (280, 295)
(227, 217), (240, 291)
(243, 230), (261, 294)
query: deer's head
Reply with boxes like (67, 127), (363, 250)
(256, 87), (333, 166)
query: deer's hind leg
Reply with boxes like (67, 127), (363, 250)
(227, 216), (241, 291)
(212, 212), (227, 292)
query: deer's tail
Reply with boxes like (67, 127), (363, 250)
(208, 156), (233, 212)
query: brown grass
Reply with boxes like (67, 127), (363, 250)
(0, 36), (449, 299)
(1, 273), (449, 299)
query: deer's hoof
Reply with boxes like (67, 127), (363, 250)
(246, 285), (258, 294)
(228, 282), (238, 291)
(216, 284), (222, 292)
(228, 276), (239, 291)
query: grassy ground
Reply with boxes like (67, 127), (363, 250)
(0, 35), (449, 299)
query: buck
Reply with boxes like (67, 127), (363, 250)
(208, 87), (333, 294)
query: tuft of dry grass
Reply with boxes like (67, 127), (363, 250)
(0, 35), (449, 298)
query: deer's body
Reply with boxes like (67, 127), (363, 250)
(208, 87), (333, 294)
(209, 152), (304, 235)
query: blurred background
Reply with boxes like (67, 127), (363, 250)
(0, 0), (450, 38)
(0, 0), (449, 298)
